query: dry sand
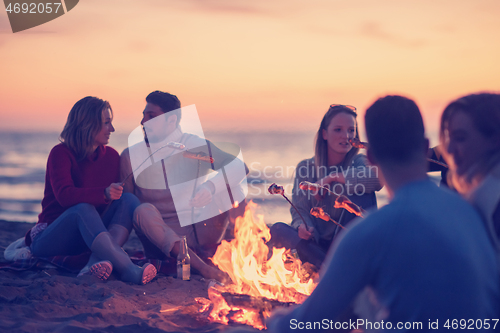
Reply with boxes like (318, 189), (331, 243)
(0, 220), (234, 333)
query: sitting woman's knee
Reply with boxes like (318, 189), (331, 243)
(270, 222), (289, 235)
(120, 192), (140, 205)
(72, 203), (97, 214)
(269, 222), (297, 249)
(118, 192), (141, 214)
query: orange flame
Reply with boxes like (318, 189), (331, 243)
(207, 201), (317, 329)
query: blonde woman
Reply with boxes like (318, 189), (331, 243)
(26, 96), (156, 284)
(270, 104), (382, 268)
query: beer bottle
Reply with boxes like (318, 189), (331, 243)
(177, 236), (191, 280)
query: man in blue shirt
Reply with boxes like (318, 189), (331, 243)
(267, 96), (499, 332)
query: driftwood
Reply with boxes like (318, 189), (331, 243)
(220, 292), (297, 312)
(206, 287), (300, 330)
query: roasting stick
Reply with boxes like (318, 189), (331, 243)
(268, 183), (310, 231)
(310, 207), (345, 230)
(183, 151), (214, 164)
(349, 138), (448, 169)
(101, 142), (186, 216)
(299, 181), (365, 218)
(299, 181), (339, 200)
(121, 141), (186, 186)
(426, 158), (449, 168)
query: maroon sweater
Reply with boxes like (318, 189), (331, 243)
(26, 143), (119, 245)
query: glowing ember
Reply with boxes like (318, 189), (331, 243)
(206, 201), (318, 329)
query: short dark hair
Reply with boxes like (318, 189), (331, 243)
(365, 95), (425, 164)
(146, 91), (181, 125)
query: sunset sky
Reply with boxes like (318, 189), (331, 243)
(1, 0), (499, 140)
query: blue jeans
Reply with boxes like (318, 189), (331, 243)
(31, 193), (140, 257)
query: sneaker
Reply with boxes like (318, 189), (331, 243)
(141, 263), (157, 285)
(78, 261), (113, 281)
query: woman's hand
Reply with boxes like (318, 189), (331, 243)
(189, 182), (215, 208)
(298, 223), (314, 241)
(313, 173), (345, 200)
(105, 183), (123, 201)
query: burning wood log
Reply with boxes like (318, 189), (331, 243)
(221, 292), (297, 312)
(207, 286), (267, 329)
(310, 207), (345, 229)
(206, 286), (300, 330)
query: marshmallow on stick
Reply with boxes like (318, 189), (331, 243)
(310, 207), (345, 229)
(268, 182), (309, 231)
(334, 195), (365, 217)
(300, 181), (365, 218)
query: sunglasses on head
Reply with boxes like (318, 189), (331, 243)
(330, 104), (357, 112)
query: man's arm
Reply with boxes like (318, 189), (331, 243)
(197, 140), (248, 197)
(267, 222), (375, 332)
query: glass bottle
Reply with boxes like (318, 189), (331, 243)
(291, 249), (299, 260)
(177, 236), (190, 280)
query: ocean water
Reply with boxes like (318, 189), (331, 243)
(0, 130), (392, 224)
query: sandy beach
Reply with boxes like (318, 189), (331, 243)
(0, 220), (233, 333)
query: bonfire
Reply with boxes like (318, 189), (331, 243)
(197, 201), (318, 329)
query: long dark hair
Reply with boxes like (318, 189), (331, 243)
(440, 93), (500, 189)
(60, 96), (112, 161)
(314, 105), (360, 179)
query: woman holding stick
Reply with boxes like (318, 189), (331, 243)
(25, 96), (156, 284)
(440, 93), (500, 263)
(269, 104), (382, 268)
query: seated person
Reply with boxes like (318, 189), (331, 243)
(121, 91), (247, 281)
(27, 96), (156, 284)
(269, 104), (382, 268)
(267, 95), (500, 332)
